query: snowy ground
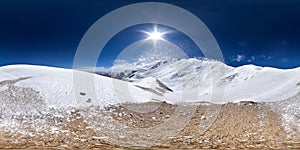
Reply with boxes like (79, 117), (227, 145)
(0, 61), (299, 148)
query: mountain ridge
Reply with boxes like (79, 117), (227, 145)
(1, 58), (300, 105)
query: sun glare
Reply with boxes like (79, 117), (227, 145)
(147, 31), (164, 40)
(143, 25), (166, 41)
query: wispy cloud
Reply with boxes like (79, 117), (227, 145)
(231, 54), (273, 63)
(247, 56), (256, 62)
(259, 55), (272, 60)
(233, 54), (245, 62)
(281, 58), (288, 63)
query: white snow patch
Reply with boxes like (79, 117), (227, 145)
(0, 85), (8, 92)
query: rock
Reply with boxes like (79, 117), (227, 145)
(79, 92), (86, 96)
(86, 98), (91, 103)
(118, 136), (126, 139)
(183, 136), (193, 139)
(91, 136), (108, 140)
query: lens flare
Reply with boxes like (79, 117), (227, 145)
(143, 25), (167, 41)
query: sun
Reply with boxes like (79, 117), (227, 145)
(147, 30), (164, 40)
(143, 25), (167, 41)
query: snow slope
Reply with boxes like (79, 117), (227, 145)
(0, 61), (299, 133)
(0, 65), (172, 110)
(1, 58), (300, 110)
(96, 58), (300, 103)
(0, 59), (300, 142)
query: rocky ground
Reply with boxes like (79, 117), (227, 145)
(0, 101), (299, 149)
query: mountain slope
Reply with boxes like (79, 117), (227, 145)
(0, 65), (171, 111)
(0, 63), (299, 148)
(95, 58), (300, 103)
(1, 59), (300, 108)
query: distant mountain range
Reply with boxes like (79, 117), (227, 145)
(86, 58), (300, 103)
(1, 58), (299, 109)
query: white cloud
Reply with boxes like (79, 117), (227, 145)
(247, 56), (256, 62)
(232, 54), (273, 63)
(233, 54), (245, 62)
(281, 58), (288, 63)
(259, 55), (272, 60)
(259, 55), (266, 59)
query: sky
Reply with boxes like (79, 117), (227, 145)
(0, 0), (299, 69)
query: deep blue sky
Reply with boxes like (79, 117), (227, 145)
(0, 0), (299, 69)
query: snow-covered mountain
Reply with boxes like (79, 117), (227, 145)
(1, 58), (300, 110)
(1, 60), (299, 134)
(93, 58), (300, 103)
(0, 65), (173, 112)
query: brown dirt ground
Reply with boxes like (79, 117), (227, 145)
(0, 101), (299, 149)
